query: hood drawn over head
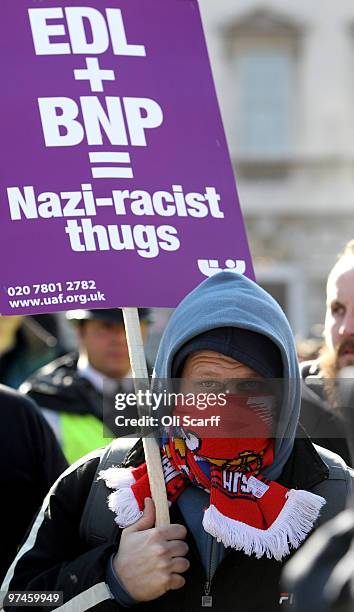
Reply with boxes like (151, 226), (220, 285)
(153, 271), (300, 480)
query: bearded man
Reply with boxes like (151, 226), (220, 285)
(300, 240), (354, 465)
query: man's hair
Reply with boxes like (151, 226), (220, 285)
(337, 239), (354, 260)
(326, 239), (354, 292)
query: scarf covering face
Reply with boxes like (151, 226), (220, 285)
(100, 394), (326, 561)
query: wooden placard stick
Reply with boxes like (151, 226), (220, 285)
(122, 307), (170, 526)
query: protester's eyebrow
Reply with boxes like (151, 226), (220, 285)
(192, 370), (222, 378)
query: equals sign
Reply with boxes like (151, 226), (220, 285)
(89, 152), (133, 178)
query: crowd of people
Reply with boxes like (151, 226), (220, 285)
(1, 241), (354, 611)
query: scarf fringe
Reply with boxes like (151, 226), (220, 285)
(108, 486), (143, 528)
(99, 467), (143, 528)
(203, 489), (326, 561)
(98, 467), (135, 489)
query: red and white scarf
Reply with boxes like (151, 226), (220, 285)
(100, 395), (326, 561)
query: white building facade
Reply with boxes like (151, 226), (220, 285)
(199, 0), (354, 337)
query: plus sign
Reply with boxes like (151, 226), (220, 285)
(74, 57), (115, 92)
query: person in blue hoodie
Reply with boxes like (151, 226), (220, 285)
(2, 272), (353, 612)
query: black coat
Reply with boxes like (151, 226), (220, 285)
(22, 353), (107, 419)
(0, 386), (68, 583)
(22, 352), (150, 437)
(299, 361), (352, 466)
(283, 507), (354, 612)
(3, 437), (350, 612)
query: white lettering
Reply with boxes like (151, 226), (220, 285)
(204, 187), (224, 218)
(28, 7), (146, 57)
(185, 192), (208, 218)
(65, 7), (109, 54)
(81, 218), (110, 251)
(223, 471), (233, 492)
(130, 191), (154, 216)
(240, 474), (251, 494)
(107, 225), (135, 250)
(106, 9), (146, 57)
(61, 192), (84, 217)
(134, 225), (159, 258)
(153, 191), (175, 216)
(38, 96), (163, 147)
(28, 8), (70, 55)
(38, 97), (83, 146)
(7, 186), (38, 220)
(157, 225), (180, 251)
(82, 184), (96, 216)
(112, 190), (129, 215)
(65, 219), (85, 251)
(80, 96), (128, 145)
(37, 192), (62, 218)
(172, 185), (187, 217)
(123, 97), (163, 146)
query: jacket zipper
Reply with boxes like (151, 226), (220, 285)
(202, 537), (218, 607)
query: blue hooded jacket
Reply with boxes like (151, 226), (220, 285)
(153, 271), (301, 480)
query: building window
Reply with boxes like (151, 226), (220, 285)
(235, 47), (293, 157)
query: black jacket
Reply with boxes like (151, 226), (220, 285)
(300, 361), (352, 466)
(22, 353), (106, 419)
(0, 386), (68, 583)
(3, 437), (353, 612)
(283, 506), (354, 612)
(22, 353), (146, 437)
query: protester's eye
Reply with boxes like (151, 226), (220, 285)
(197, 380), (224, 392)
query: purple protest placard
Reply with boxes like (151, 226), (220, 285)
(0, 0), (253, 315)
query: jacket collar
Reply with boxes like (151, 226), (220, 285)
(278, 432), (329, 490)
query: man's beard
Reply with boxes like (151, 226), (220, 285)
(319, 340), (354, 406)
(319, 344), (340, 406)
